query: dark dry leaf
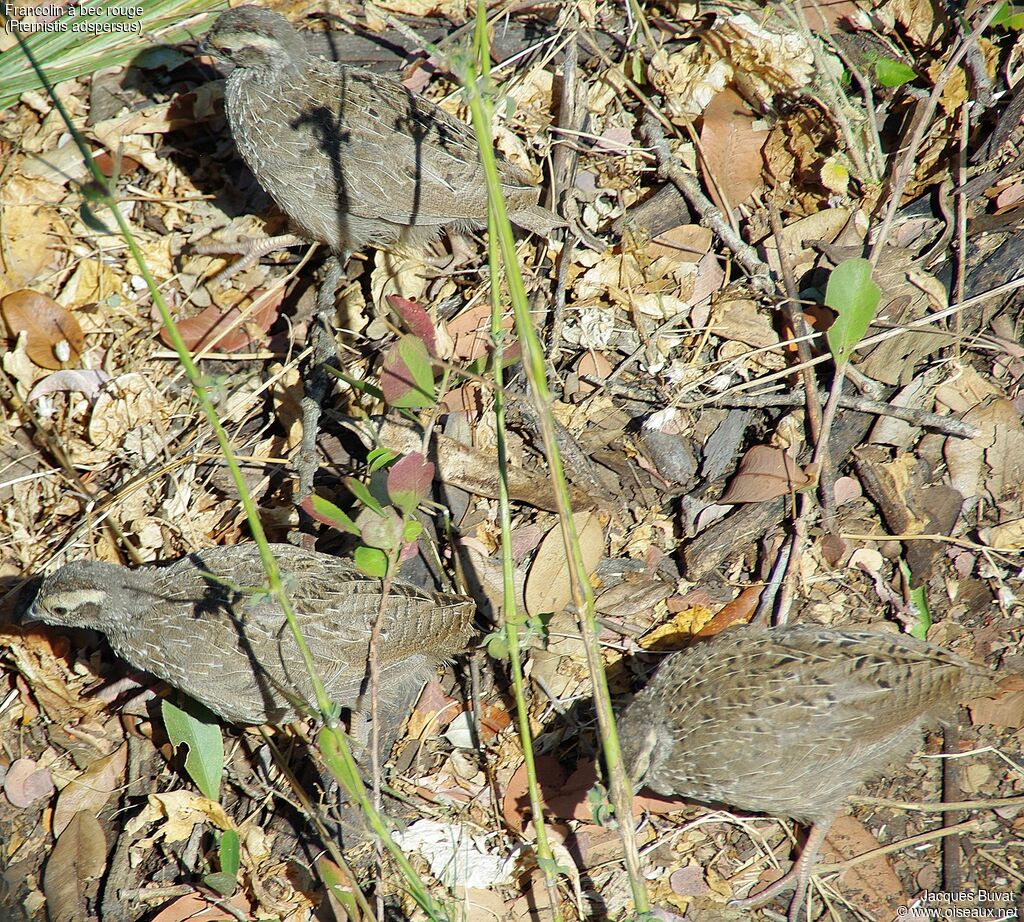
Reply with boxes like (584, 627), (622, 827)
(43, 810), (107, 922)
(720, 445), (814, 503)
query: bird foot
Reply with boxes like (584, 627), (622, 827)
(194, 233), (308, 286)
(729, 820), (830, 922)
(421, 232), (478, 275)
(728, 870), (798, 910)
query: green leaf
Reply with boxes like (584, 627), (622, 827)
(367, 447), (398, 474)
(990, 3), (1024, 27)
(825, 258), (881, 367)
(316, 857), (360, 915)
(219, 829), (240, 877)
(359, 507), (404, 552)
(79, 201), (113, 235)
(901, 560), (932, 640)
(162, 697), (224, 802)
(345, 476), (385, 516)
(484, 630), (509, 660)
(874, 58), (916, 87)
(354, 545), (388, 577)
(202, 872), (236, 897)
(317, 726), (366, 799)
(305, 494), (360, 535)
(324, 363), (385, 399)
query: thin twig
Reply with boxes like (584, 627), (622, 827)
(707, 391), (978, 438)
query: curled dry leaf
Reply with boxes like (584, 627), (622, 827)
(27, 368), (112, 403)
(53, 744), (127, 837)
(1, 289), (85, 370)
(87, 373), (171, 465)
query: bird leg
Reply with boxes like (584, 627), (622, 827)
(296, 255), (344, 501)
(194, 233), (307, 286)
(729, 818), (833, 922)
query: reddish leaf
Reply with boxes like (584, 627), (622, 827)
(387, 452), (435, 515)
(386, 294), (437, 356)
(694, 584), (761, 637)
(380, 335), (435, 407)
(502, 756), (566, 830)
(151, 892), (252, 922)
(161, 290), (282, 353)
(1, 289), (85, 369)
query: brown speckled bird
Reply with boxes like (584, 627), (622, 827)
(28, 544), (474, 735)
(617, 624), (996, 921)
(203, 5), (562, 257)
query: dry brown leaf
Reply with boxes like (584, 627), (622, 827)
(53, 744), (127, 837)
(126, 790), (233, 843)
(0, 174), (63, 288)
(162, 289), (282, 353)
(721, 446), (813, 503)
(968, 674), (1024, 728)
(575, 351), (612, 397)
(380, 417), (595, 512)
(762, 208), (854, 279)
(524, 511), (605, 615)
(1, 289), (85, 369)
(86, 373), (171, 466)
(798, 0), (862, 32)
(647, 224), (713, 264)
(150, 892), (252, 922)
(824, 814), (906, 918)
(445, 300), (511, 362)
(4, 756), (54, 808)
(713, 14), (815, 101)
(43, 810), (107, 922)
(980, 518), (1024, 550)
(711, 297), (780, 350)
(699, 88), (768, 212)
(460, 888), (512, 921)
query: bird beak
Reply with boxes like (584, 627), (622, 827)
(22, 600), (41, 626)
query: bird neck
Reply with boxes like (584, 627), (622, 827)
(232, 31), (308, 83)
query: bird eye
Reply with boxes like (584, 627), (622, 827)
(51, 606), (69, 618)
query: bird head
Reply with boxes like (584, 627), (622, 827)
(202, 6), (307, 73)
(618, 702), (662, 793)
(27, 560), (144, 631)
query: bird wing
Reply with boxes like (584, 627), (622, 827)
(303, 65), (537, 226)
